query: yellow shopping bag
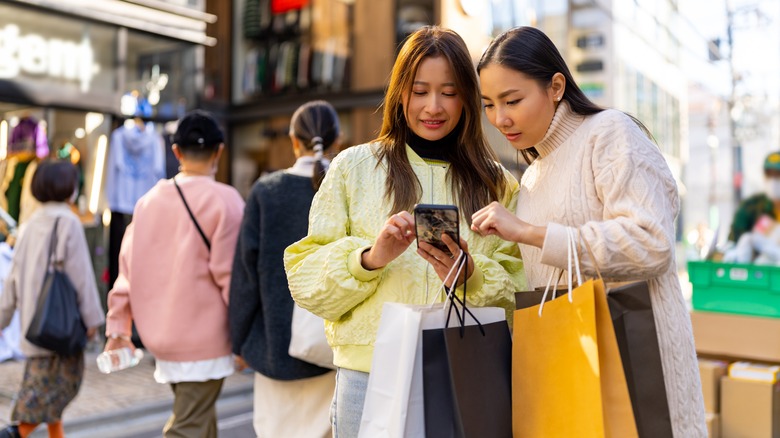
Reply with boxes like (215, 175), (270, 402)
(513, 278), (638, 438)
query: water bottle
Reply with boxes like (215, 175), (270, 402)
(96, 348), (144, 374)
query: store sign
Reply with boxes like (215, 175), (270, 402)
(0, 24), (99, 92)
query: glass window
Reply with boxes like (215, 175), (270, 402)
(0, 4), (117, 95)
(124, 31), (199, 119)
(397, 0), (435, 45)
(234, 0), (353, 101)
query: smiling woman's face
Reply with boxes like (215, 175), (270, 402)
(480, 64), (559, 150)
(402, 56), (464, 141)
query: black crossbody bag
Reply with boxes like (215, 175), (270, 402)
(173, 179), (211, 251)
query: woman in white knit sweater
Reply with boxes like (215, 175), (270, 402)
(471, 26), (707, 437)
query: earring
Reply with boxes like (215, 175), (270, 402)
(557, 96), (562, 101)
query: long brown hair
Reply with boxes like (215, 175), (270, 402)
(375, 26), (507, 223)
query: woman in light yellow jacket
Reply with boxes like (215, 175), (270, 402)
(284, 26), (524, 438)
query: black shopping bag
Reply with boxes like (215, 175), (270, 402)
(422, 319), (512, 438)
(607, 281), (673, 438)
(515, 281), (673, 438)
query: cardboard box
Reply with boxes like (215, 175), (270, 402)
(706, 412), (720, 438)
(699, 359), (728, 413)
(691, 311), (780, 363)
(721, 376), (780, 438)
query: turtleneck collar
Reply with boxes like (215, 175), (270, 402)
(406, 120), (462, 162)
(534, 100), (586, 158)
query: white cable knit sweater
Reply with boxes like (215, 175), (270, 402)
(516, 101), (707, 437)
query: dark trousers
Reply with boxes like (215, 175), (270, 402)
(108, 211), (143, 347)
(164, 379), (225, 438)
(108, 211), (132, 289)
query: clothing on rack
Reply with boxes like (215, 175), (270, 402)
(0, 153), (40, 224)
(105, 121), (166, 215)
(9, 117), (48, 159)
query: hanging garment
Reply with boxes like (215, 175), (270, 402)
(9, 117), (48, 159)
(105, 122), (165, 215)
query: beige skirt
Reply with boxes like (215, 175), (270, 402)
(253, 370), (336, 438)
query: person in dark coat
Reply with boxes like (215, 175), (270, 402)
(229, 100), (340, 438)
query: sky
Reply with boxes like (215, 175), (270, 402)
(678, 0), (780, 101)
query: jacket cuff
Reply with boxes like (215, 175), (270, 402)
(348, 246), (384, 282)
(463, 261), (485, 294)
(539, 222), (570, 269)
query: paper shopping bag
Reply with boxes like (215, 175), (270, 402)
(513, 279), (638, 438)
(608, 281), (673, 438)
(358, 301), (506, 438)
(358, 302), (424, 438)
(422, 319), (512, 438)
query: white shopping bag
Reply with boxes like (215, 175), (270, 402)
(359, 302), (505, 438)
(288, 304), (335, 369)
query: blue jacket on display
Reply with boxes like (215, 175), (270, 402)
(105, 121), (165, 215)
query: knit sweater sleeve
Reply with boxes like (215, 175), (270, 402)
(540, 112), (679, 280)
(228, 184), (262, 356)
(284, 153), (381, 321)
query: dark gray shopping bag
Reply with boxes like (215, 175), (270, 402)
(422, 311), (512, 438)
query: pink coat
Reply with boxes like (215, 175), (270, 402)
(105, 176), (244, 362)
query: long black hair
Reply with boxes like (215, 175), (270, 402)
(290, 100), (340, 191)
(478, 26), (651, 163)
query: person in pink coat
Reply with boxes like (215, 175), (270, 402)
(103, 110), (245, 438)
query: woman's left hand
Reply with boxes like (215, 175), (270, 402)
(417, 233), (474, 288)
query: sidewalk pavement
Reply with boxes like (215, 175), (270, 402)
(0, 341), (254, 433)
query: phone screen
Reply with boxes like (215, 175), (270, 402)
(414, 204), (460, 257)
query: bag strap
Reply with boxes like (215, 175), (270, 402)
(46, 217), (60, 272)
(173, 178), (211, 251)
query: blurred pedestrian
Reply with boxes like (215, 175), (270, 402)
(230, 100), (340, 437)
(103, 110), (244, 438)
(471, 26), (707, 436)
(0, 160), (105, 438)
(728, 150), (780, 242)
(284, 26), (523, 438)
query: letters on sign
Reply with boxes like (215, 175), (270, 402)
(0, 24), (100, 92)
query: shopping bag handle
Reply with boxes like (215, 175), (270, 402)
(443, 254), (486, 337)
(426, 249), (466, 305)
(577, 232), (604, 282)
(538, 227), (582, 316)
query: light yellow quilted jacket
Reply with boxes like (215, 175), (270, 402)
(284, 142), (525, 372)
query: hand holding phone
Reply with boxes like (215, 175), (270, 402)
(414, 204), (460, 257)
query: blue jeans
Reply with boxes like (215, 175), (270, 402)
(331, 368), (369, 438)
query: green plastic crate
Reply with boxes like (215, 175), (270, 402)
(688, 260), (780, 318)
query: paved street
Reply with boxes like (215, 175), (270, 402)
(0, 340), (255, 437)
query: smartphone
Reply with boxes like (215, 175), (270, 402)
(414, 204), (460, 257)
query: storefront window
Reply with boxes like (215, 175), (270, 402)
(397, 0), (435, 45)
(234, 0), (353, 102)
(124, 31), (199, 120)
(0, 4), (117, 96)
